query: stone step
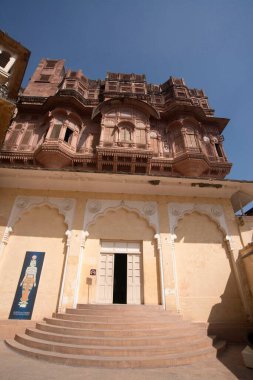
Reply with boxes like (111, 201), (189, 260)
(44, 317), (190, 330)
(14, 333), (213, 357)
(65, 307), (180, 317)
(76, 304), (163, 311)
(6, 339), (217, 368)
(5, 305), (225, 368)
(26, 327), (206, 347)
(54, 312), (183, 323)
(36, 321), (198, 338)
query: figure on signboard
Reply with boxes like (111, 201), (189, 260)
(19, 255), (37, 308)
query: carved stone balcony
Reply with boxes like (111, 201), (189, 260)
(173, 149), (231, 178)
(34, 139), (75, 168)
(0, 85), (16, 146)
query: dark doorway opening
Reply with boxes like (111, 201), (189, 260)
(113, 254), (127, 304)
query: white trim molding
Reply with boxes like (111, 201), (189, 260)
(0, 195), (76, 257)
(7, 196), (76, 231)
(168, 202), (230, 237)
(83, 199), (159, 233)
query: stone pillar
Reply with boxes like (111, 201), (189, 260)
(73, 230), (89, 308)
(58, 230), (72, 313)
(154, 233), (165, 309)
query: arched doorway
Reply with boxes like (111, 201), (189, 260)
(78, 207), (160, 305)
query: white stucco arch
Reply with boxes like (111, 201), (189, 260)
(73, 199), (165, 308)
(167, 202), (250, 317)
(0, 196), (76, 313)
(83, 199), (159, 234)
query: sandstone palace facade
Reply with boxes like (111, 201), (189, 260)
(0, 51), (253, 347)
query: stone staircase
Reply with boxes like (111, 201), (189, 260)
(5, 304), (225, 368)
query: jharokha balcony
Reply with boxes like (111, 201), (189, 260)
(0, 58), (232, 179)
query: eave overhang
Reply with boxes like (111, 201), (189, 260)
(160, 104), (229, 132)
(92, 98), (160, 120)
(0, 167), (252, 213)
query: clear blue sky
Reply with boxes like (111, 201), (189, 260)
(1, 0), (253, 180)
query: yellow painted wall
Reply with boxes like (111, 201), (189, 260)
(174, 212), (245, 322)
(0, 206), (66, 319)
(0, 187), (249, 324)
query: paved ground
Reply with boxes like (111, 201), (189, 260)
(0, 341), (252, 380)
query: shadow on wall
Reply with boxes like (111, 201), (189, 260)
(207, 266), (250, 341)
(174, 211), (253, 377)
(207, 254), (253, 377)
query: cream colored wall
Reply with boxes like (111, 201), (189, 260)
(0, 206), (66, 320)
(174, 212), (245, 322)
(0, 187), (248, 324)
(78, 208), (160, 305)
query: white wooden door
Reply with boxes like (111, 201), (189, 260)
(97, 253), (114, 303)
(98, 241), (142, 304)
(127, 254), (141, 304)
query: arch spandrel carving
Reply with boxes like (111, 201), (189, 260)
(168, 202), (230, 240)
(7, 196), (76, 232)
(83, 199), (159, 234)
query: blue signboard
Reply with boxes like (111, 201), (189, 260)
(9, 251), (45, 320)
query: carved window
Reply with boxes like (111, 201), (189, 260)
(64, 127), (74, 144)
(150, 132), (159, 154)
(6, 124), (22, 145)
(185, 128), (198, 148)
(120, 127), (131, 141)
(135, 129), (146, 144)
(135, 87), (145, 93)
(215, 143), (223, 158)
(121, 85), (131, 93)
(0, 50), (11, 68)
(45, 60), (57, 69)
(39, 74), (50, 82)
(174, 133), (184, 154)
(20, 126), (34, 147)
(118, 123), (133, 142)
(50, 124), (62, 139)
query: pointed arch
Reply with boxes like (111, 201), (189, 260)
(83, 199), (159, 234)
